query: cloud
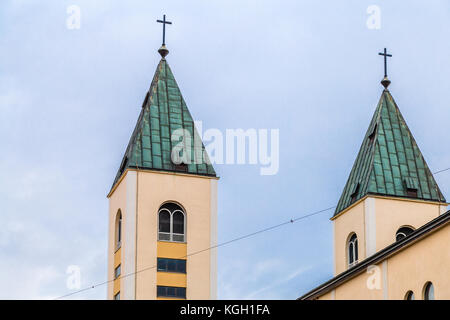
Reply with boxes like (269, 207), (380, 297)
(0, 0), (449, 300)
(218, 257), (313, 300)
(244, 265), (313, 299)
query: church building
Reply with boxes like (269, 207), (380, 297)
(299, 51), (450, 300)
(106, 16), (218, 300)
(105, 15), (449, 300)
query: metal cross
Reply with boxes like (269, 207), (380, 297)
(378, 48), (392, 78)
(157, 14), (172, 46)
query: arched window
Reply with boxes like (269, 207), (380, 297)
(405, 291), (415, 300)
(396, 226), (414, 241)
(423, 282), (434, 300)
(158, 209), (171, 237)
(115, 210), (122, 250)
(347, 233), (358, 268)
(158, 203), (186, 243)
(172, 211), (185, 242)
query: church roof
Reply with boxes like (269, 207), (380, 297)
(299, 209), (450, 300)
(334, 88), (446, 216)
(111, 54), (216, 190)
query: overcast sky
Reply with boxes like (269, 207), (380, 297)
(1, 0), (449, 299)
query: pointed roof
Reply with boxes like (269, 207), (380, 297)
(334, 89), (446, 216)
(111, 55), (216, 190)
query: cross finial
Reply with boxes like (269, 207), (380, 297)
(156, 14), (172, 58)
(378, 48), (392, 88)
(157, 14), (172, 46)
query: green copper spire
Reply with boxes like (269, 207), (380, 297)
(111, 54), (216, 190)
(334, 89), (446, 216)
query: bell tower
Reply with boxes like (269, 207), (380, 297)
(106, 24), (218, 299)
(332, 51), (447, 275)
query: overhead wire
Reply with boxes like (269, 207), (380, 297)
(53, 167), (450, 299)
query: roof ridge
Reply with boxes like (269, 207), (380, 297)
(363, 93), (384, 194)
(387, 91), (445, 201)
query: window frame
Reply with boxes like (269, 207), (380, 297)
(368, 124), (378, 144)
(350, 183), (360, 204)
(115, 210), (122, 251)
(423, 282), (435, 300)
(404, 177), (419, 198)
(158, 208), (172, 240)
(114, 264), (121, 280)
(157, 203), (186, 243)
(404, 290), (415, 300)
(396, 226), (415, 242)
(347, 233), (359, 268)
(157, 285), (186, 299)
(171, 209), (185, 241)
(157, 258), (187, 274)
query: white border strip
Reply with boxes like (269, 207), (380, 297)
(123, 171), (137, 299)
(365, 197), (376, 257)
(209, 180), (218, 299)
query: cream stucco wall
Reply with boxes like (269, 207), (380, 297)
(387, 224), (450, 300)
(333, 200), (366, 275)
(333, 195), (446, 275)
(323, 262), (385, 300)
(107, 169), (218, 300)
(374, 197), (444, 251)
(318, 223), (450, 300)
(317, 290), (333, 300)
(107, 172), (130, 299)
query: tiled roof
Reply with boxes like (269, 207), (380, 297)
(334, 89), (446, 216)
(111, 57), (216, 190)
